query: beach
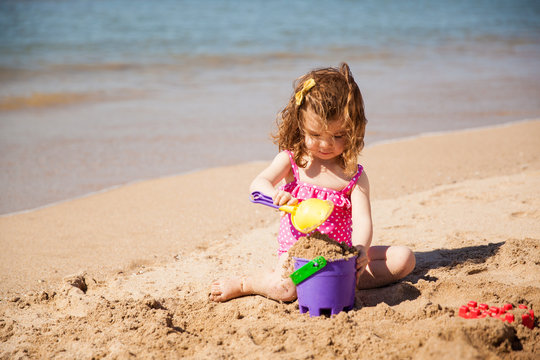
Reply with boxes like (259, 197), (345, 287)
(1, 120), (539, 359)
(1, 1), (540, 358)
(2, 0), (540, 215)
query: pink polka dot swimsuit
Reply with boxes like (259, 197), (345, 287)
(277, 150), (363, 255)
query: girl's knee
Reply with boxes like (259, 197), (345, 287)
(392, 246), (415, 278)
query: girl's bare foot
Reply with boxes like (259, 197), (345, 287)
(209, 272), (297, 302)
(209, 277), (252, 302)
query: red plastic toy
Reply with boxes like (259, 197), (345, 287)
(458, 301), (535, 329)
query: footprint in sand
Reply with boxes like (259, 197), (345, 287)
(510, 210), (539, 219)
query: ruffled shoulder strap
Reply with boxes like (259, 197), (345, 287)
(284, 150), (300, 181)
(340, 165), (363, 195)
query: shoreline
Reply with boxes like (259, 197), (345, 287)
(2, 117), (538, 218)
(3, 39), (540, 216)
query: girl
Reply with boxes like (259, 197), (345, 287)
(210, 63), (415, 302)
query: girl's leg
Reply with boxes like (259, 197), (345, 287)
(209, 254), (297, 302)
(357, 245), (415, 289)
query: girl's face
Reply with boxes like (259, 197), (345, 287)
(302, 110), (346, 161)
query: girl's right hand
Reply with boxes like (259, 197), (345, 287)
(272, 190), (298, 207)
(354, 245), (369, 286)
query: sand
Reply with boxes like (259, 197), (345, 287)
(1, 120), (539, 359)
(284, 232), (360, 279)
(287, 232), (360, 263)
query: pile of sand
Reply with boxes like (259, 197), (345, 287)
(287, 232), (360, 262)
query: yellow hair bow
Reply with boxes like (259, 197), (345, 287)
(295, 78), (316, 106)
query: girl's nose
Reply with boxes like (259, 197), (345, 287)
(319, 136), (334, 147)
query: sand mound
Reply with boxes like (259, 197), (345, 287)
(287, 232), (360, 262)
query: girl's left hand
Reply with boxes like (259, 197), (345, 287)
(354, 245), (369, 285)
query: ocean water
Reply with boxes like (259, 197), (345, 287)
(1, 0), (539, 68)
(1, 0), (540, 213)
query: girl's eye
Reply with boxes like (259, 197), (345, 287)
(334, 135), (344, 139)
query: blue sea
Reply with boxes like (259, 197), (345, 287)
(1, 0), (539, 213)
(1, 0), (539, 69)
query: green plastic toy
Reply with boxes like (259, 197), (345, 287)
(290, 256), (327, 285)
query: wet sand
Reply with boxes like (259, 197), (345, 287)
(2, 49), (540, 215)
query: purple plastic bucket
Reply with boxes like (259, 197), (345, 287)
(294, 256), (357, 317)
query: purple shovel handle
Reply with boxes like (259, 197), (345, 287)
(250, 191), (280, 209)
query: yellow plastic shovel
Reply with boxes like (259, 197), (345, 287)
(250, 191), (334, 233)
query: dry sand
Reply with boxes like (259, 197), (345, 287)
(1, 120), (539, 359)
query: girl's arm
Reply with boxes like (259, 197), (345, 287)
(350, 171), (373, 276)
(249, 151), (296, 206)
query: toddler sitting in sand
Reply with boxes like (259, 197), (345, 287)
(210, 63), (415, 302)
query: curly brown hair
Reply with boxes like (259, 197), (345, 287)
(272, 63), (367, 176)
